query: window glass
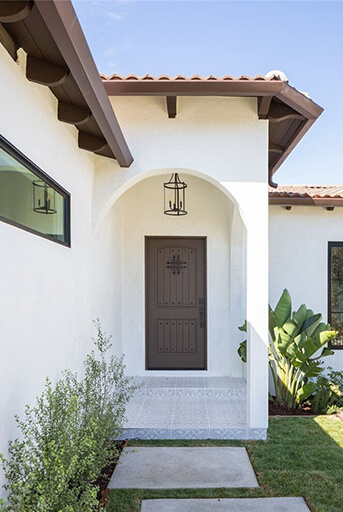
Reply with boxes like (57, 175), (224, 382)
(329, 244), (343, 348)
(0, 137), (70, 246)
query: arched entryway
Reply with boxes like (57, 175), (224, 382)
(93, 169), (268, 437)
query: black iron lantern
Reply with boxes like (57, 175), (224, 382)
(164, 173), (187, 216)
(33, 180), (57, 214)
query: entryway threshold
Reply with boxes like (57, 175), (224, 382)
(120, 427), (267, 440)
(121, 377), (266, 440)
(140, 498), (311, 511)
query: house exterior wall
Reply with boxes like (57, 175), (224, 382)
(0, 37), (270, 490)
(0, 45), (103, 491)
(269, 205), (343, 370)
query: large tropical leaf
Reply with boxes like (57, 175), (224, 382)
(275, 329), (294, 358)
(297, 381), (317, 403)
(301, 313), (322, 339)
(293, 304), (307, 330)
(269, 307), (279, 339)
(312, 321), (332, 337)
(299, 359), (324, 378)
(321, 346), (335, 358)
(283, 319), (300, 338)
(295, 330), (338, 363)
(274, 289), (292, 327)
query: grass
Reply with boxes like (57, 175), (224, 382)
(106, 416), (343, 512)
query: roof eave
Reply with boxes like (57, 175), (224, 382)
(0, 0), (133, 167)
(269, 197), (343, 207)
(102, 77), (323, 175)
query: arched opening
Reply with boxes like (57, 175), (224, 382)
(93, 172), (246, 378)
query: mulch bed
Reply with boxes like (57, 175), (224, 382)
(269, 401), (314, 416)
(96, 440), (128, 509)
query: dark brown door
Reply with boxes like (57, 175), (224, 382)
(146, 237), (207, 370)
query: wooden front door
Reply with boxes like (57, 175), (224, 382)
(146, 237), (207, 370)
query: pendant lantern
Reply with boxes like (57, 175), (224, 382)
(163, 173), (187, 216)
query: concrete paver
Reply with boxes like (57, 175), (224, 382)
(109, 447), (259, 489)
(140, 497), (311, 511)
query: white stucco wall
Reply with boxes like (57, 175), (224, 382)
(269, 205), (343, 371)
(0, 44), (108, 492)
(92, 95), (268, 232)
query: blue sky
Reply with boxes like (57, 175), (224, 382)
(73, 1), (343, 184)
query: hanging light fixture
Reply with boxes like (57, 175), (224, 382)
(164, 173), (187, 216)
(33, 180), (57, 214)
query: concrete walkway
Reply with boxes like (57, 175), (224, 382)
(109, 447), (259, 489)
(141, 498), (311, 511)
(109, 446), (310, 511)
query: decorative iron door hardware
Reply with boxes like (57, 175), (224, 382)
(166, 254), (187, 275)
(199, 298), (206, 329)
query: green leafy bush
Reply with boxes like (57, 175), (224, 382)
(327, 366), (343, 393)
(1, 321), (136, 512)
(311, 373), (343, 415)
(237, 290), (337, 409)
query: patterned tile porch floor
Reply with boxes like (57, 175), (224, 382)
(120, 377), (266, 440)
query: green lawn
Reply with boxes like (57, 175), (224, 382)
(106, 416), (343, 512)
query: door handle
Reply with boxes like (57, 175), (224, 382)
(199, 298), (206, 329)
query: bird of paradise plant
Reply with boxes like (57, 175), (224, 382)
(238, 289), (337, 409)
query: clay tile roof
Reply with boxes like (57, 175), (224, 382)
(101, 73), (284, 81)
(269, 185), (343, 199)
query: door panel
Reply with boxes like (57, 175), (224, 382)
(146, 237), (206, 370)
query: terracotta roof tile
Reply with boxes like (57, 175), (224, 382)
(269, 185), (343, 199)
(100, 73), (284, 82)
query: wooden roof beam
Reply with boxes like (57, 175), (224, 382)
(269, 142), (283, 154)
(26, 55), (69, 87)
(34, 0), (133, 167)
(78, 132), (107, 153)
(0, 1), (33, 23)
(270, 119), (314, 175)
(268, 101), (305, 122)
(0, 23), (18, 60)
(166, 96), (177, 118)
(58, 102), (91, 126)
(258, 96), (272, 119)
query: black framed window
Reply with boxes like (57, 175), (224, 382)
(0, 135), (70, 246)
(328, 242), (343, 349)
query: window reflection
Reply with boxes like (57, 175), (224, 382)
(0, 138), (70, 245)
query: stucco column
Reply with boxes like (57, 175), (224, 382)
(223, 182), (269, 431)
(245, 184), (269, 429)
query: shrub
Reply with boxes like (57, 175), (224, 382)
(327, 366), (343, 393)
(311, 373), (343, 415)
(1, 321), (136, 512)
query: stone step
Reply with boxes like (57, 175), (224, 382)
(132, 377), (247, 399)
(120, 427), (266, 441)
(141, 498), (311, 512)
(109, 447), (259, 489)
